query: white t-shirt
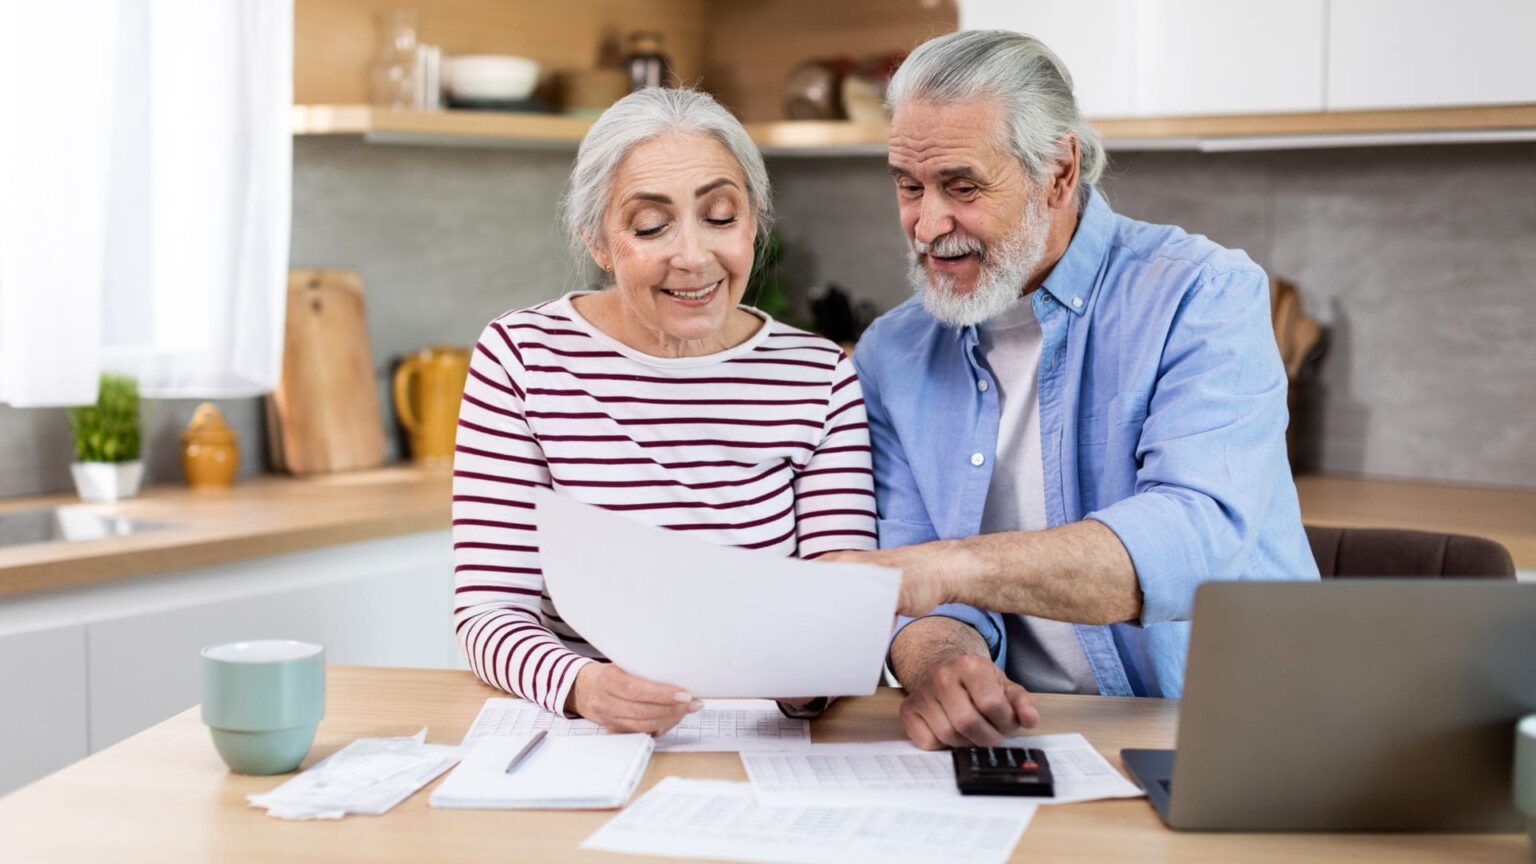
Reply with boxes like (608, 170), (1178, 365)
(977, 298), (1099, 695)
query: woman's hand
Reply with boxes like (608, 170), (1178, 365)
(567, 662), (701, 734)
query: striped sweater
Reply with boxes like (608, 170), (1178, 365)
(452, 293), (877, 715)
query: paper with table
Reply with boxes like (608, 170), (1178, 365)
(581, 777), (1036, 864)
(740, 733), (1144, 807)
(430, 732), (653, 810)
(533, 488), (900, 698)
(247, 728), (459, 820)
(464, 697), (811, 753)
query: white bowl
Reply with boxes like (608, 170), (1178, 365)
(443, 55), (539, 101)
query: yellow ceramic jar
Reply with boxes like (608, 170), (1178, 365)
(182, 402), (240, 489)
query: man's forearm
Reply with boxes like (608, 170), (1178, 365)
(889, 615), (991, 690)
(947, 519), (1142, 624)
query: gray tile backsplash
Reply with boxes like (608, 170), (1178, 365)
(2, 137), (1531, 499)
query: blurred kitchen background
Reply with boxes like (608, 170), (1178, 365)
(4, 0), (1536, 801)
(3, 0), (1533, 497)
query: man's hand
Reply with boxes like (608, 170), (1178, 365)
(891, 617), (1038, 750)
(819, 541), (973, 616)
(567, 662), (700, 735)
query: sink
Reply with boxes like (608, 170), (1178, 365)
(0, 507), (177, 548)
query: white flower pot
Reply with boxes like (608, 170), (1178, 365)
(70, 461), (145, 502)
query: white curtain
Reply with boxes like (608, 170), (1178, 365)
(0, 0), (292, 407)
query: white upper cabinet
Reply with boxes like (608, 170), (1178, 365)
(1328, 0), (1536, 110)
(1133, 0), (1326, 116)
(961, 0), (1326, 118)
(960, 0), (1137, 118)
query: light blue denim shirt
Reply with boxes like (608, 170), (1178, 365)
(854, 189), (1318, 698)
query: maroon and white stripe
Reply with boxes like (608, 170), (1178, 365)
(452, 293), (876, 715)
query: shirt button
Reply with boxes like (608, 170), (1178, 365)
(977, 379), (989, 392)
(1072, 297), (1084, 309)
(970, 452), (985, 467)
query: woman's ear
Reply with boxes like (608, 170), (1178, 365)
(584, 233), (612, 273)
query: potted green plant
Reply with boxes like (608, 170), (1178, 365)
(67, 374), (145, 501)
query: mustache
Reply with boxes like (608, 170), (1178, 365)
(912, 232), (986, 260)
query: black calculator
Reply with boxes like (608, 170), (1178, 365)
(952, 746), (1055, 797)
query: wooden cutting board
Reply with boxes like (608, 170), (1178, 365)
(266, 269), (387, 475)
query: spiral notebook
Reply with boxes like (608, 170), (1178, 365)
(429, 733), (654, 810)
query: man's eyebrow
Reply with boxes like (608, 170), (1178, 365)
(937, 166), (984, 181)
(887, 165), (984, 182)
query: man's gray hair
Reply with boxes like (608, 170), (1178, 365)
(887, 30), (1105, 208)
(561, 87), (773, 275)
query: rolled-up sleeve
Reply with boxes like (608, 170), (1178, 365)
(854, 339), (1006, 663)
(1088, 267), (1292, 625)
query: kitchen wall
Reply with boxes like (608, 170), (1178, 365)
(768, 143), (1536, 490)
(2, 137), (1532, 499)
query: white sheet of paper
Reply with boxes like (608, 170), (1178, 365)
(740, 733), (1144, 807)
(430, 733), (653, 810)
(581, 777), (1036, 864)
(462, 697), (811, 753)
(533, 488), (900, 698)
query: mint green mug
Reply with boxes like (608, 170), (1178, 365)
(200, 640), (325, 775)
(1517, 714), (1536, 850)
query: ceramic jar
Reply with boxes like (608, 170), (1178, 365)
(182, 402), (240, 488)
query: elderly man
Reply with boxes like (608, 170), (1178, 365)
(830, 30), (1318, 750)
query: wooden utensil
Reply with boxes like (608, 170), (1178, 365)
(266, 270), (386, 475)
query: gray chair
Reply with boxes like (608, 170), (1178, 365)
(1304, 525), (1516, 579)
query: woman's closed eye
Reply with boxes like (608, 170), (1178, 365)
(634, 222), (667, 238)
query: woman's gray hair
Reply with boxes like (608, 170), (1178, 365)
(561, 87), (773, 277)
(886, 30), (1105, 208)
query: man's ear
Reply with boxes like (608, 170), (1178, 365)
(1046, 132), (1081, 210)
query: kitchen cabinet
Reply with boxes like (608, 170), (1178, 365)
(954, 0), (1536, 148)
(1133, 0), (1325, 116)
(959, 0), (1137, 118)
(0, 626), (88, 797)
(0, 531), (457, 791)
(961, 0), (1325, 118)
(1328, 0), (1536, 110)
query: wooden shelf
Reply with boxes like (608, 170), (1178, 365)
(294, 103), (1536, 155)
(292, 105), (891, 154)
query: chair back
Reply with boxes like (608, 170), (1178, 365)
(1305, 525), (1516, 579)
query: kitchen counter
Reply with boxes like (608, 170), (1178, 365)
(1294, 474), (1536, 571)
(0, 465), (451, 597)
(1, 470), (1530, 600)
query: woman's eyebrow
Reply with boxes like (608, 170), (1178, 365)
(624, 191), (672, 205)
(695, 177), (738, 197)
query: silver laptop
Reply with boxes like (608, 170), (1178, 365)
(1122, 580), (1536, 831)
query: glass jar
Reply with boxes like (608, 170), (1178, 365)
(369, 9), (419, 109)
(624, 32), (672, 92)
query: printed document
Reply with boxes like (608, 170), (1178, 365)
(741, 733), (1144, 806)
(248, 728), (459, 820)
(533, 488), (900, 697)
(581, 777), (1036, 864)
(463, 697), (811, 752)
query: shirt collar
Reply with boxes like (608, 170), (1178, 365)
(1039, 186), (1112, 317)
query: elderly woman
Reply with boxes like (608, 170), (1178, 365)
(451, 88), (876, 734)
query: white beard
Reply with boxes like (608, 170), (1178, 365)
(906, 198), (1051, 328)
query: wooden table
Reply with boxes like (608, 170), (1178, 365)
(0, 666), (1523, 863)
